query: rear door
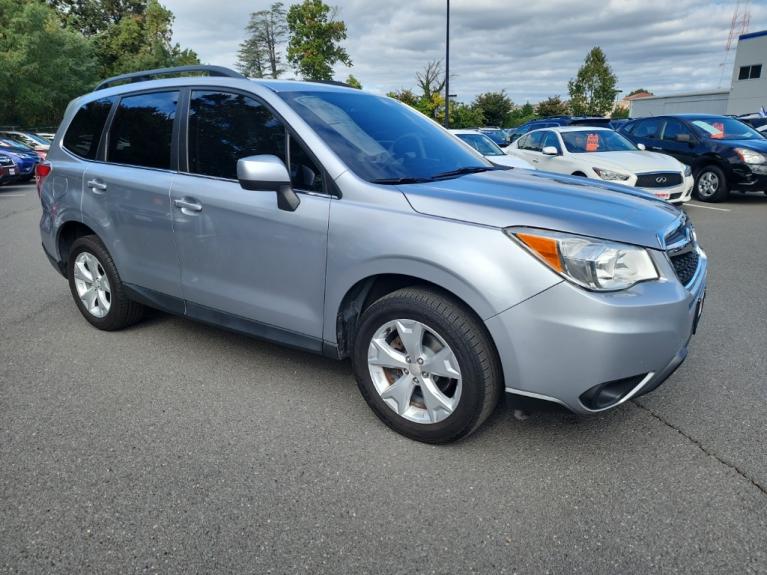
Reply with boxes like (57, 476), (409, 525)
(170, 89), (330, 342)
(82, 90), (182, 298)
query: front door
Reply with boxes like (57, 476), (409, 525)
(170, 89), (330, 343)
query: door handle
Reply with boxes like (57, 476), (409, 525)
(651, 146), (663, 151)
(174, 198), (203, 213)
(87, 179), (107, 192)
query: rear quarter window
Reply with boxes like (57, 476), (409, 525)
(62, 97), (115, 160)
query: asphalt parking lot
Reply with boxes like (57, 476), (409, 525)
(1, 181), (766, 574)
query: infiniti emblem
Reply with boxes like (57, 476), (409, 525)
(656, 176), (667, 184)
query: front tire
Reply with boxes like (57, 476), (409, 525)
(67, 235), (144, 331)
(352, 287), (502, 444)
(694, 165), (728, 202)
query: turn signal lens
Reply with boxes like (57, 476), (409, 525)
(516, 233), (563, 272)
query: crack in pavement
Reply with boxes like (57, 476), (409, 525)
(0, 205), (38, 222)
(633, 399), (767, 496)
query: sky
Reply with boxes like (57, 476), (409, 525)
(161, 0), (767, 104)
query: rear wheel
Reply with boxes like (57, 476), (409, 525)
(67, 235), (144, 330)
(352, 287), (501, 444)
(694, 165), (728, 202)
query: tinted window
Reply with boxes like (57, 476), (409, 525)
(108, 91), (177, 169)
(662, 119), (690, 141)
(541, 131), (561, 153)
(523, 131), (545, 151)
(456, 133), (505, 156)
(687, 117), (763, 141)
(289, 135), (323, 192)
(63, 97), (115, 160)
(632, 118), (662, 139)
(189, 90), (285, 180)
(561, 130), (637, 153)
(281, 91), (489, 183)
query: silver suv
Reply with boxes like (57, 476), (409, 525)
(38, 66), (707, 443)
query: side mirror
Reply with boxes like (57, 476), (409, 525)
(541, 146), (559, 156)
(637, 143), (646, 151)
(237, 155), (300, 212)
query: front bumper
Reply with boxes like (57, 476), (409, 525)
(637, 174), (694, 204)
(485, 247), (707, 414)
(731, 165), (767, 192)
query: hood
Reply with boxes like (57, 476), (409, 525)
(724, 138), (767, 152)
(489, 154), (535, 169)
(399, 169), (681, 249)
(583, 150), (683, 173)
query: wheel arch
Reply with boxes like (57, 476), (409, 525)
(56, 220), (98, 277)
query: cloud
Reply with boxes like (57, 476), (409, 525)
(162, 0), (767, 103)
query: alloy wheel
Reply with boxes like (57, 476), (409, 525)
(72, 251), (111, 318)
(697, 171), (719, 198)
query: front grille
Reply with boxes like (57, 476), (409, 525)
(670, 249), (699, 286)
(636, 172), (683, 188)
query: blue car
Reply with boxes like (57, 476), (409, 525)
(0, 138), (39, 182)
(0, 152), (18, 185)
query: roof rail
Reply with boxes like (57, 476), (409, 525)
(94, 65), (246, 91)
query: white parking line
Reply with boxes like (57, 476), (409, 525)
(0, 193), (26, 198)
(685, 202), (731, 212)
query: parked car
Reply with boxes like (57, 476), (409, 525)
(736, 114), (767, 131)
(508, 127), (694, 204)
(0, 138), (39, 181)
(449, 129), (535, 169)
(619, 114), (767, 202)
(477, 127), (511, 147)
(0, 130), (50, 160)
(35, 132), (56, 141)
(39, 65), (707, 443)
(609, 118), (630, 130)
(0, 153), (18, 185)
(511, 116), (612, 143)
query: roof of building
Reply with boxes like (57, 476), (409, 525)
(739, 29), (767, 41)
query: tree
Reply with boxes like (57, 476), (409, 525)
(626, 88), (653, 97)
(47, 0), (147, 36)
(473, 91), (513, 127)
(507, 102), (537, 127)
(449, 102), (484, 129)
(0, 0), (99, 126)
(611, 106), (630, 119)
(568, 47), (618, 116)
(535, 95), (569, 117)
(345, 74), (362, 89)
(286, 0), (351, 81)
(387, 89), (420, 108)
(237, 3), (287, 79)
(415, 60), (445, 104)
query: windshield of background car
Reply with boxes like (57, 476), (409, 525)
(457, 133), (505, 156)
(561, 130), (637, 153)
(19, 132), (50, 146)
(0, 138), (33, 152)
(281, 91), (490, 182)
(688, 117), (762, 141)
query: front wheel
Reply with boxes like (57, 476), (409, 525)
(352, 287), (502, 444)
(694, 165), (728, 202)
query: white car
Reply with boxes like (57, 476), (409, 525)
(508, 126), (694, 204)
(449, 129), (535, 169)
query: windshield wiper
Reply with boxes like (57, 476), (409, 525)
(429, 166), (497, 180)
(370, 176), (433, 185)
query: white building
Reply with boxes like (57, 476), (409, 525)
(630, 29), (766, 118)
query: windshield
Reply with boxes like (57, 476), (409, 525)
(561, 130), (637, 153)
(688, 117), (763, 141)
(456, 133), (505, 156)
(15, 132), (50, 145)
(281, 91), (491, 183)
(0, 138), (33, 151)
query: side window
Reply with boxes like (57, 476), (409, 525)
(107, 91), (178, 170)
(289, 135), (324, 193)
(662, 119), (690, 142)
(63, 97), (115, 160)
(632, 118), (662, 139)
(188, 90), (285, 180)
(541, 131), (561, 153)
(525, 131), (546, 152)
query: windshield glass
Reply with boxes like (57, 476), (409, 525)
(688, 117), (762, 141)
(281, 91), (490, 182)
(456, 133), (505, 156)
(18, 132), (50, 145)
(0, 138), (33, 151)
(561, 130), (637, 153)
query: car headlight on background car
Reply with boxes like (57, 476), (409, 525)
(506, 228), (658, 291)
(592, 167), (631, 181)
(734, 148), (766, 164)
(683, 164), (692, 177)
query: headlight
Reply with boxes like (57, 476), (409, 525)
(734, 148), (766, 164)
(592, 167), (630, 181)
(506, 228), (659, 291)
(683, 164), (692, 177)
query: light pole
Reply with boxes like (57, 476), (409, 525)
(444, 0), (450, 128)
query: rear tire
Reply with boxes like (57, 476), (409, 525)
(67, 235), (144, 331)
(352, 287), (502, 444)
(694, 165), (728, 202)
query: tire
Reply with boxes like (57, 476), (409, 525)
(67, 235), (144, 331)
(694, 165), (728, 202)
(352, 287), (502, 444)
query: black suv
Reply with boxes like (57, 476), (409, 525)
(619, 114), (767, 202)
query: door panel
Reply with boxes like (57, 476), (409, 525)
(170, 175), (330, 338)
